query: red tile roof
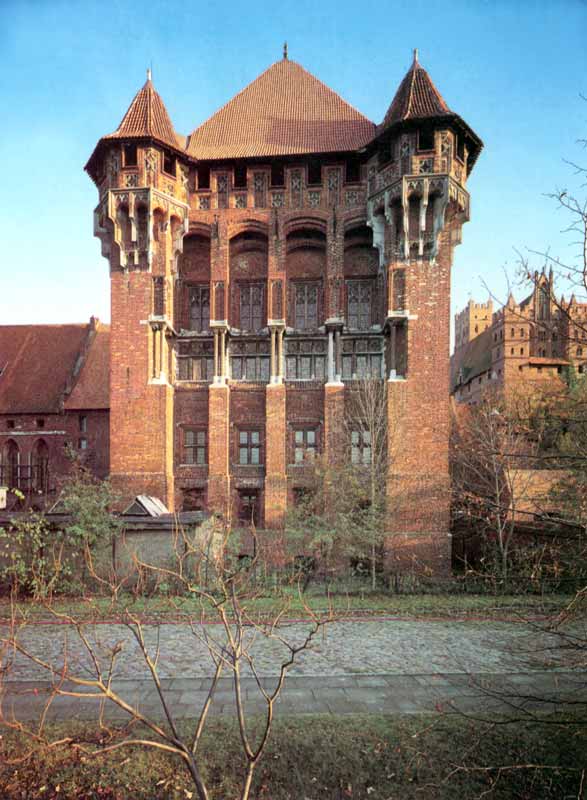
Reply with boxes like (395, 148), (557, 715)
(186, 58), (376, 159)
(65, 326), (110, 410)
(381, 52), (451, 129)
(0, 322), (109, 415)
(103, 76), (182, 151)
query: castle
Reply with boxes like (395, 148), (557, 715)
(452, 271), (587, 405)
(2, 49), (482, 568)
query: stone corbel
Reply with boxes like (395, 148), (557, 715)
(367, 199), (386, 269)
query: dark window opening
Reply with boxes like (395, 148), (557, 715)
(345, 158), (361, 184)
(238, 430), (262, 465)
(7, 420), (15, 430)
(36, 418), (45, 429)
(79, 415), (87, 433)
(189, 285), (211, 333)
(178, 355), (214, 381)
(184, 429), (207, 465)
(197, 165), (210, 190)
(307, 160), (322, 186)
(123, 143), (138, 167)
(163, 151), (176, 176)
(237, 490), (260, 526)
(378, 140), (392, 166)
(234, 164), (247, 188)
(418, 128), (434, 151)
(455, 135), (465, 162)
(270, 162), (285, 187)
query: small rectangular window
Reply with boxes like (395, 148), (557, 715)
(123, 143), (138, 167)
(79, 415), (87, 433)
(237, 430), (262, 465)
(184, 429), (207, 465)
(418, 129), (434, 151)
(293, 429), (318, 464)
(345, 158), (361, 184)
(36, 418), (45, 429)
(78, 438), (88, 450)
(163, 151), (176, 176)
(197, 165), (210, 189)
(270, 163), (285, 187)
(234, 164), (247, 188)
(307, 160), (322, 186)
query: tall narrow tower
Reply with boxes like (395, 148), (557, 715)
(367, 51), (483, 569)
(85, 73), (189, 509)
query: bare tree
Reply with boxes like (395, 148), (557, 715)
(0, 519), (336, 800)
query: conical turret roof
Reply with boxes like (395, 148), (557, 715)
(103, 73), (183, 150)
(186, 57), (375, 159)
(381, 51), (452, 129)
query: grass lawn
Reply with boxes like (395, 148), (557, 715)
(0, 590), (573, 623)
(1, 713), (584, 799)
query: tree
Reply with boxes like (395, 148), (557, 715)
(0, 521), (335, 800)
(286, 378), (390, 590)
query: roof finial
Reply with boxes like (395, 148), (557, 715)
(147, 66), (152, 81)
(283, 41), (288, 60)
(413, 48), (419, 65)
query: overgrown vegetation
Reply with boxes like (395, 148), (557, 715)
(1, 713), (584, 800)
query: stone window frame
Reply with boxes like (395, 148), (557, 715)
(238, 282), (266, 333)
(177, 340), (214, 383)
(351, 429), (372, 466)
(341, 337), (384, 381)
(285, 338), (327, 381)
(183, 428), (207, 466)
(230, 339), (270, 383)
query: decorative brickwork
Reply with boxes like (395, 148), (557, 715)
(84, 52), (483, 570)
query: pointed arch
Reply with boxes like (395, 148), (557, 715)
(31, 439), (49, 492)
(1, 439), (20, 489)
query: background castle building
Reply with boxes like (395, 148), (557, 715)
(452, 270), (587, 404)
(49, 49), (479, 567)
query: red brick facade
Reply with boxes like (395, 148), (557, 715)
(83, 51), (482, 569)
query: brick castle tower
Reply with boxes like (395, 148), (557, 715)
(86, 49), (482, 569)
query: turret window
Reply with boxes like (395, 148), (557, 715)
(197, 165), (210, 190)
(163, 151), (176, 176)
(418, 129), (434, 151)
(123, 143), (138, 167)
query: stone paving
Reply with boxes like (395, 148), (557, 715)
(1, 618), (584, 721)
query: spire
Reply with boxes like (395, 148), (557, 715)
(283, 41), (288, 60)
(380, 51), (451, 130)
(104, 74), (181, 150)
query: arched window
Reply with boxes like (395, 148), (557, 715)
(1, 440), (19, 489)
(31, 439), (49, 492)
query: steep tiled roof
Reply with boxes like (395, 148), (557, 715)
(64, 326), (110, 410)
(186, 58), (375, 159)
(0, 325), (88, 414)
(0, 322), (110, 415)
(102, 75), (182, 151)
(381, 52), (452, 129)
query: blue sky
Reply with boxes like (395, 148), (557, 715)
(1, 0), (586, 337)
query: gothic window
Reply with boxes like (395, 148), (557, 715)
(294, 282), (319, 330)
(238, 430), (262, 465)
(184, 429), (207, 465)
(189, 285), (211, 332)
(341, 338), (383, 381)
(538, 287), (548, 320)
(231, 340), (270, 382)
(239, 284), (264, 332)
(346, 280), (373, 330)
(286, 339), (327, 380)
(31, 439), (49, 491)
(293, 429), (318, 464)
(1, 440), (19, 488)
(351, 430), (371, 466)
